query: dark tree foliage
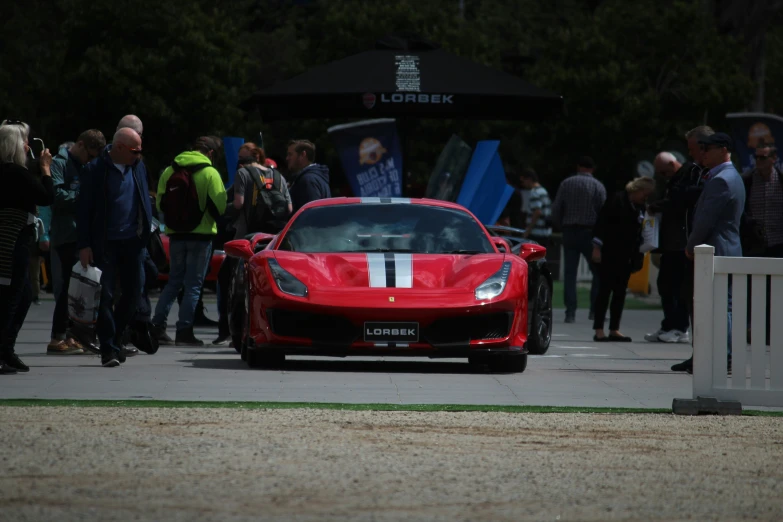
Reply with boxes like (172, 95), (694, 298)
(0, 0), (765, 195)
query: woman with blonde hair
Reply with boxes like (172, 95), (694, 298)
(590, 176), (656, 342)
(0, 120), (55, 373)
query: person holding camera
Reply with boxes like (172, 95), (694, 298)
(0, 120), (55, 374)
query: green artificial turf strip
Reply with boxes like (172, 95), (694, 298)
(0, 399), (780, 416)
(551, 281), (661, 311)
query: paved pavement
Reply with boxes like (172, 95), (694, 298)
(0, 298), (702, 409)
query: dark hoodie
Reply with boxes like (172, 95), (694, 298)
(289, 163), (331, 213)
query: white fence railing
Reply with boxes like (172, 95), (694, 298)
(694, 245), (783, 407)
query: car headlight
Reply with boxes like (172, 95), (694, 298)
(268, 259), (308, 297)
(475, 261), (512, 300)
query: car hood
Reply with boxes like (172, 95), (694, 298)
(270, 252), (506, 291)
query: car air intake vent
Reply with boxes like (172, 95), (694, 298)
(267, 309), (359, 345)
(422, 312), (512, 346)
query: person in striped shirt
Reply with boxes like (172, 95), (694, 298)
(519, 168), (552, 247)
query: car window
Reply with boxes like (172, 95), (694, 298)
(277, 204), (494, 254)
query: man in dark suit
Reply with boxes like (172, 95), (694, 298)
(77, 128), (152, 368)
(674, 132), (745, 373)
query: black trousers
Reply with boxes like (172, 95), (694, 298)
(0, 227), (35, 357)
(592, 260), (632, 331)
(216, 257), (235, 337)
(51, 242), (79, 339)
(657, 251), (690, 332)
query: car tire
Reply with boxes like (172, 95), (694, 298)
(527, 276), (553, 355)
(488, 353), (527, 374)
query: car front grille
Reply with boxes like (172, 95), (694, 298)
(267, 309), (359, 345)
(422, 312), (513, 346)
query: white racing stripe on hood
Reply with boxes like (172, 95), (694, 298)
(367, 253), (387, 287)
(366, 253), (413, 288)
(394, 253), (412, 288)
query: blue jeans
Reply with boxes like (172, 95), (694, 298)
(562, 227), (599, 317)
(0, 227), (35, 357)
(95, 239), (144, 354)
(153, 239), (211, 331)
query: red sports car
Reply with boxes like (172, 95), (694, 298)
(224, 198), (547, 373)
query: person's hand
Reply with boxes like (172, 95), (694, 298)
(685, 249), (694, 261)
(38, 240), (50, 252)
(79, 247), (93, 268)
(592, 246), (602, 264)
(39, 148), (53, 175)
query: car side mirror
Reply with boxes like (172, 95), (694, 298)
(224, 239), (254, 260)
(250, 233), (276, 252)
(519, 243), (547, 262)
(491, 237), (512, 253)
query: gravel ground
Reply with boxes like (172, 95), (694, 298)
(1, 407), (782, 522)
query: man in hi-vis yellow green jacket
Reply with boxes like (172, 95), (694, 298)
(151, 136), (227, 346)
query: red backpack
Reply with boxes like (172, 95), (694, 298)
(160, 161), (210, 232)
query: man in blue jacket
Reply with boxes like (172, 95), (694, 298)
(286, 140), (331, 212)
(77, 128), (152, 368)
(675, 132), (745, 374)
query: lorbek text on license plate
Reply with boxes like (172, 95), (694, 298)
(363, 322), (419, 343)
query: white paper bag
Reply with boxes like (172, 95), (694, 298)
(68, 262), (102, 325)
(640, 212), (660, 253)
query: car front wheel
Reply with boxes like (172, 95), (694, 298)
(527, 276), (553, 355)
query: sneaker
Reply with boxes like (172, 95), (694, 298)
(644, 329), (666, 342)
(4, 354), (29, 372)
(671, 357), (693, 373)
(121, 346), (139, 358)
(151, 324), (175, 346)
(212, 334), (231, 346)
(47, 340), (84, 355)
(658, 330), (687, 343)
(565, 315), (575, 324)
(0, 361), (17, 374)
(176, 328), (204, 347)
(101, 352), (120, 368)
(677, 331), (691, 344)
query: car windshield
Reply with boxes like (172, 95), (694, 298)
(277, 204), (494, 254)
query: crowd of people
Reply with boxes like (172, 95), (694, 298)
(1, 116), (777, 375)
(0, 116), (331, 373)
(502, 125), (770, 374)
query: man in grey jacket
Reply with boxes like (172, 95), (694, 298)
(674, 132), (745, 373)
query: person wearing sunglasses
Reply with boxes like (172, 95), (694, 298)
(76, 127), (153, 368)
(741, 145), (783, 258)
(46, 129), (107, 356)
(683, 132), (745, 374)
(0, 119), (55, 374)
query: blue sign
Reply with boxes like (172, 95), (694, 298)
(222, 136), (245, 187)
(726, 112), (783, 173)
(327, 119), (403, 197)
(456, 140), (514, 225)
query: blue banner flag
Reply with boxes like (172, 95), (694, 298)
(726, 112), (783, 173)
(327, 119), (404, 197)
(222, 136), (245, 188)
(456, 140), (513, 225)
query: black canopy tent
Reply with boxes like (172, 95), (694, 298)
(240, 35), (563, 121)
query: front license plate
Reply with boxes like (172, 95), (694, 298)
(363, 322), (419, 343)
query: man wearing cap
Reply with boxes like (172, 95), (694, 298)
(676, 132), (745, 373)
